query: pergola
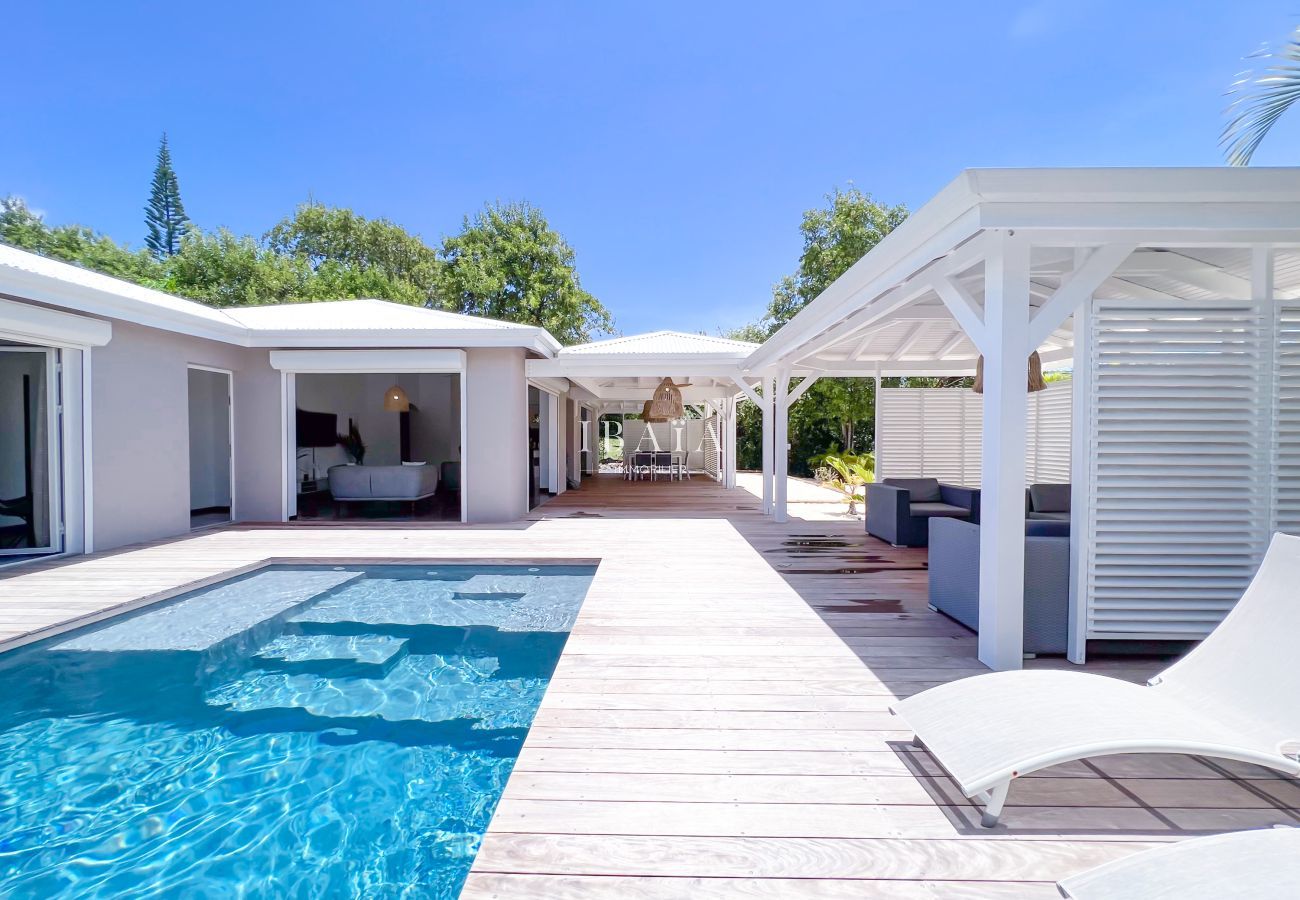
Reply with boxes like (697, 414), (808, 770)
(744, 167), (1300, 671)
(525, 330), (762, 485)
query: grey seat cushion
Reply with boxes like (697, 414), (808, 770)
(1029, 483), (1071, 513)
(883, 477), (942, 503)
(909, 501), (971, 518)
(1028, 510), (1071, 522)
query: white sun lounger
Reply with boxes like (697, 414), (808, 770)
(891, 532), (1300, 827)
(1057, 827), (1300, 899)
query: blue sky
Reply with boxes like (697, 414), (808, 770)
(6, 1), (1300, 336)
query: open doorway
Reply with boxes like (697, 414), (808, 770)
(187, 366), (233, 529)
(292, 372), (461, 521)
(0, 343), (60, 560)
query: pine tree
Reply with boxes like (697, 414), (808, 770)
(144, 133), (189, 258)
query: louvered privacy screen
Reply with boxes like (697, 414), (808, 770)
(1086, 299), (1274, 639)
(876, 381), (1071, 487)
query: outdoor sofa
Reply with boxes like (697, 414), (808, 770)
(927, 517), (1069, 655)
(865, 477), (980, 547)
(1026, 482), (1071, 522)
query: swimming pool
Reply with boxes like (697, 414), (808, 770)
(0, 563), (594, 898)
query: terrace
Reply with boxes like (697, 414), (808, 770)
(1, 475), (1293, 897)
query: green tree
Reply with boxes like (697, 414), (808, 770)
(265, 204), (443, 306)
(145, 134), (190, 258)
(730, 186), (907, 472)
(437, 201), (612, 343)
(2, 196), (163, 284)
(163, 228), (309, 306)
(1222, 25), (1300, 165)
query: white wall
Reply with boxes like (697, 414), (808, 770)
(0, 350), (44, 502)
(91, 320), (281, 551)
(187, 368), (231, 510)
(875, 380), (1072, 486)
(465, 348), (527, 522)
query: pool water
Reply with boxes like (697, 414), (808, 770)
(0, 564), (594, 898)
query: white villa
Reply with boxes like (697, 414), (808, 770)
(4, 166), (1300, 895)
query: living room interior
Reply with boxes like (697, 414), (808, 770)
(293, 371), (461, 521)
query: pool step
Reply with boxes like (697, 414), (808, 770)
(252, 634), (409, 677)
(205, 652), (548, 731)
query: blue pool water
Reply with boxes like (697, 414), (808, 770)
(0, 564), (594, 898)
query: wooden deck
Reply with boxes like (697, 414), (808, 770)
(0, 474), (1296, 897)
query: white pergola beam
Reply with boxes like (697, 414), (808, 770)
(774, 369), (792, 523)
(932, 277), (986, 354)
(1026, 243), (1136, 351)
(787, 374), (821, 405)
(888, 321), (930, 361)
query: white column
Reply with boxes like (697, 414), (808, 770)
(774, 370), (791, 523)
(549, 392), (564, 494)
(725, 399), (738, 488)
(978, 231), (1031, 671)
(760, 374), (775, 514)
(1067, 285), (1092, 665)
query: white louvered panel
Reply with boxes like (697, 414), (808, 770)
(1272, 302), (1300, 535)
(877, 388), (983, 486)
(1026, 380), (1072, 484)
(702, 414), (720, 477)
(1086, 299), (1269, 639)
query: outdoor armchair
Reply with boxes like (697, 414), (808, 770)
(865, 477), (980, 547)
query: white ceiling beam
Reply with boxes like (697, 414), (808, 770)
(933, 330), (967, 359)
(1026, 243), (1135, 351)
(888, 321), (930, 361)
(730, 374), (765, 407)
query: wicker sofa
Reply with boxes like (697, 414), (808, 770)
(927, 517), (1070, 655)
(865, 477), (980, 547)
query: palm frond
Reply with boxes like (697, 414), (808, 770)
(1221, 28), (1300, 166)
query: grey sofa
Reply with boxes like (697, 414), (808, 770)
(866, 477), (980, 547)
(328, 464), (438, 515)
(927, 517), (1070, 655)
(1027, 482), (1071, 522)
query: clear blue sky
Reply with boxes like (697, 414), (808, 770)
(6, 1), (1300, 336)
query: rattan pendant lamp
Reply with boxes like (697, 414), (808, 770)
(972, 351), (1046, 394)
(642, 377), (687, 421)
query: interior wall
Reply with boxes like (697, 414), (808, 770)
(187, 368), (231, 511)
(0, 349), (49, 547)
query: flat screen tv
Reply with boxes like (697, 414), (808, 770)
(296, 408), (338, 448)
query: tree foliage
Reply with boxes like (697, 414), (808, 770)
(3, 182), (612, 343)
(730, 186), (908, 474)
(1222, 25), (1300, 165)
(144, 134), (190, 258)
(437, 201), (612, 343)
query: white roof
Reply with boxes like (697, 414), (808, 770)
(0, 244), (560, 354)
(560, 330), (758, 357)
(750, 167), (1300, 375)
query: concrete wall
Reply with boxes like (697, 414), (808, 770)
(91, 320), (281, 551)
(464, 348), (527, 523)
(186, 367), (232, 510)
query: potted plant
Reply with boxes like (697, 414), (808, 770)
(337, 420), (366, 465)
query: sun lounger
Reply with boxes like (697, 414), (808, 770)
(1057, 827), (1300, 899)
(891, 532), (1300, 827)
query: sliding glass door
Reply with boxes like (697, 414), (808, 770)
(0, 346), (61, 556)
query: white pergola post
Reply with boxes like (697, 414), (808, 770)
(978, 231), (1031, 671)
(724, 398), (738, 488)
(762, 374), (777, 514)
(774, 369), (792, 523)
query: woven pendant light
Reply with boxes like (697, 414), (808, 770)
(973, 352), (1046, 394)
(641, 399), (668, 423)
(648, 377), (686, 420)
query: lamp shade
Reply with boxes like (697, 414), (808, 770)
(382, 384), (410, 412)
(648, 377), (686, 420)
